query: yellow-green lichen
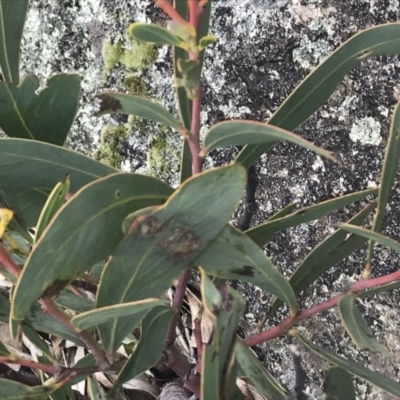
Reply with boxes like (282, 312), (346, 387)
(122, 74), (147, 96)
(94, 124), (130, 168)
(103, 36), (158, 74)
(103, 40), (125, 72)
(147, 126), (181, 183)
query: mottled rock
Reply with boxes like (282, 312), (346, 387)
(20, 0), (400, 399)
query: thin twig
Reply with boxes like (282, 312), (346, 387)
(244, 269), (400, 347)
(40, 298), (109, 370)
(0, 356), (60, 375)
(166, 269), (191, 346)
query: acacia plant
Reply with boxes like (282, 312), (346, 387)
(2, 1), (400, 399)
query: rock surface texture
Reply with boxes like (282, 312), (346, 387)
(21, 0), (400, 399)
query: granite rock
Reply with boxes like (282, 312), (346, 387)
(20, 0), (400, 398)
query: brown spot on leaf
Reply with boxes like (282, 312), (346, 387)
(95, 94), (122, 116)
(138, 216), (164, 238)
(158, 227), (200, 261)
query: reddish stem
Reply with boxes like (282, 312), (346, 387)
(165, 0), (205, 347)
(155, 0), (190, 26)
(0, 356), (60, 375)
(0, 244), (21, 278)
(188, 92), (204, 174)
(188, 0), (203, 34)
(244, 270), (400, 347)
(40, 298), (109, 370)
(166, 269), (191, 346)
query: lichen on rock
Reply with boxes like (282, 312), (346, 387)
(349, 116), (382, 146)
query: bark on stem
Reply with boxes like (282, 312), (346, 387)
(0, 356), (60, 375)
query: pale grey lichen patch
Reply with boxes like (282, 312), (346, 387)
(292, 36), (332, 70)
(338, 95), (359, 122)
(349, 116), (382, 146)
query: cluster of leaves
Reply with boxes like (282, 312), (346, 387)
(1, 0), (400, 399)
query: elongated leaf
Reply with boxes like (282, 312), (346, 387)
(236, 339), (287, 400)
(201, 273), (244, 400)
(0, 186), (48, 229)
(0, 379), (53, 400)
(172, 4), (192, 183)
(72, 298), (168, 330)
(180, 138), (192, 183)
(198, 0), (212, 73)
(367, 102), (400, 264)
(174, 1), (212, 182)
(267, 203), (297, 221)
(0, 338), (9, 356)
(56, 290), (94, 313)
(20, 321), (53, 360)
(128, 23), (184, 47)
(205, 120), (336, 162)
(296, 333), (400, 398)
(96, 92), (183, 130)
(0, 289), (9, 315)
(0, 0), (28, 84)
(12, 173), (173, 320)
(96, 164), (246, 351)
(359, 281), (400, 298)
(49, 382), (75, 400)
(35, 176), (70, 243)
(193, 223), (297, 312)
(10, 316), (19, 339)
(246, 188), (378, 247)
(323, 366), (356, 400)
(237, 23), (400, 168)
(175, 2), (212, 183)
(268, 203), (375, 317)
(117, 306), (175, 384)
(0, 75), (80, 145)
(0, 138), (117, 192)
(87, 377), (106, 400)
(172, 1), (191, 132)
(338, 294), (392, 357)
(27, 302), (83, 346)
(338, 224), (400, 253)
